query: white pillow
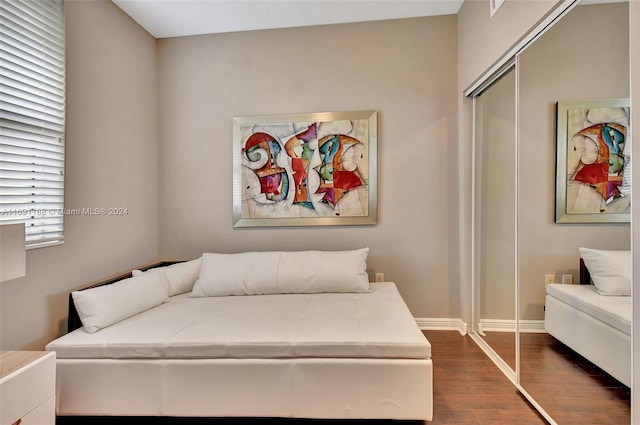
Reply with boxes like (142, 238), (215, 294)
(133, 258), (202, 296)
(579, 247), (631, 296)
(72, 271), (169, 333)
(191, 248), (370, 297)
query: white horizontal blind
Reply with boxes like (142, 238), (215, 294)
(0, 0), (65, 247)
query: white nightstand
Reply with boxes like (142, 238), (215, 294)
(0, 351), (56, 425)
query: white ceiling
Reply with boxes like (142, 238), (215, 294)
(111, 0), (465, 39)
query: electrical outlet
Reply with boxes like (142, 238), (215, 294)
(562, 274), (573, 285)
(544, 274), (555, 286)
(375, 272), (384, 282)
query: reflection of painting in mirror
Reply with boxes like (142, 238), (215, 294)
(569, 108), (628, 207)
(556, 98), (630, 223)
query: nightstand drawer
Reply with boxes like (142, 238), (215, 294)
(20, 396), (56, 425)
(0, 351), (56, 425)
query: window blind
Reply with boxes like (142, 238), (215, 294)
(0, 0), (65, 248)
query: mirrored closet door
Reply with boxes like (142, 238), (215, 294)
(470, 1), (632, 424)
(517, 1), (631, 424)
(472, 67), (517, 375)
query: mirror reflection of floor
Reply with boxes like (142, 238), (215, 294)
(480, 331), (516, 371)
(484, 332), (630, 424)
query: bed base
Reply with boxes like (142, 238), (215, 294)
(544, 295), (630, 386)
(55, 357), (433, 421)
(544, 257), (630, 387)
(57, 417), (424, 424)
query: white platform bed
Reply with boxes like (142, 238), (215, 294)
(544, 256), (631, 387)
(46, 255), (433, 422)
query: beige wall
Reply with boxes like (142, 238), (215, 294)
(156, 16), (459, 319)
(457, 0), (563, 91)
(0, 0), (158, 350)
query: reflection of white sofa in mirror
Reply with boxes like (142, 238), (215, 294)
(544, 250), (631, 387)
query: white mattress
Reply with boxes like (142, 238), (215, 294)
(47, 282), (431, 360)
(546, 283), (631, 335)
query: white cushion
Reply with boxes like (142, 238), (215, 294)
(191, 248), (370, 297)
(72, 271), (169, 333)
(133, 258), (202, 296)
(579, 247), (631, 296)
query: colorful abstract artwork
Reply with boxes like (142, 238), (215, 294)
(555, 98), (630, 223)
(233, 111), (377, 227)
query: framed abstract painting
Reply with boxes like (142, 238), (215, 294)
(555, 98), (630, 223)
(232, 110), (377, 227)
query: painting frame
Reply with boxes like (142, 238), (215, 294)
(555, 98), (630, 223)
(233, 110), (377, 228)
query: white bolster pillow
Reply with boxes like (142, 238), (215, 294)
(191, 248), (370, 297)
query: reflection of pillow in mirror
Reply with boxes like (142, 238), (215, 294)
(579, 247), (631, 296)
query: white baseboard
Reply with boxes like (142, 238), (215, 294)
(415, 318), (467, 336)
(520, 319), (546, 333)
(478, 319), (546, 334)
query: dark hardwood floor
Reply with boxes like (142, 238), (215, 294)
(482, 331), (630, 425)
